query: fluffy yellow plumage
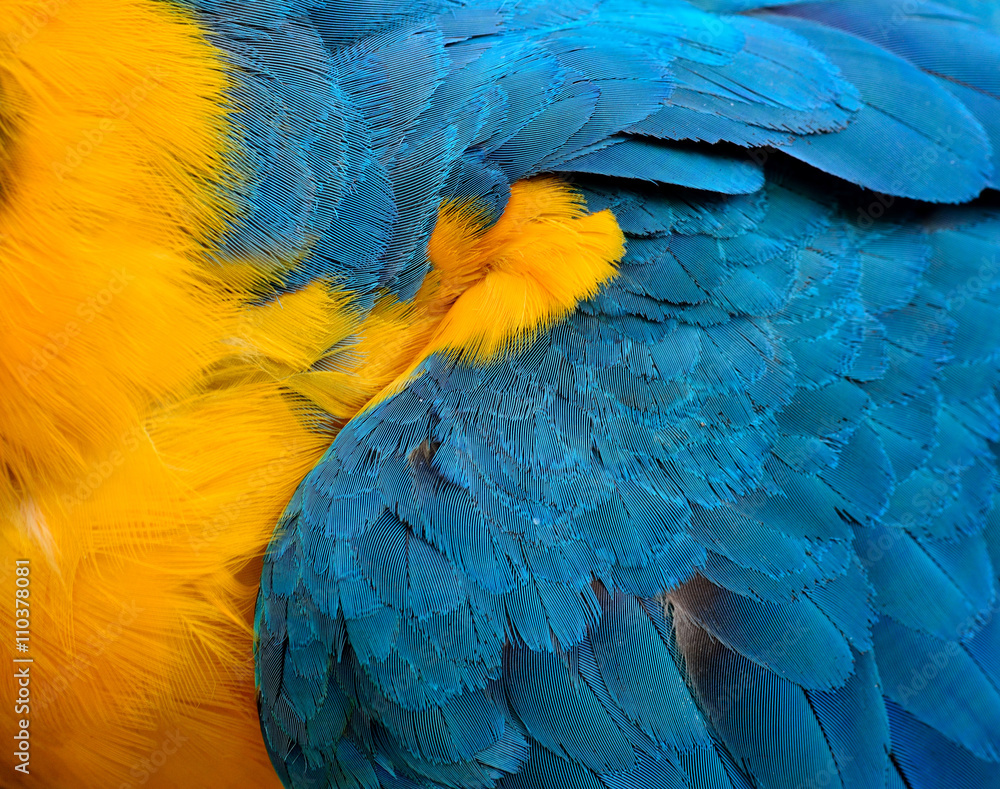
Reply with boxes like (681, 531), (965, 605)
(0, 0), (320, 784)
(367, 179), (625, 408)
(0, 2), (624, 784)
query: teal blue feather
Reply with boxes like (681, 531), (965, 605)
(230, 1), (1000, 786)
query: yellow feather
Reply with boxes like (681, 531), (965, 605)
(366, 177), (625, 407)
(0, 0), (236, 505)
(0, 1), (290, 785)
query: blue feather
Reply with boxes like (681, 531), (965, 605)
(768, 14), (993, 201)
(244, 2), (1000, 787)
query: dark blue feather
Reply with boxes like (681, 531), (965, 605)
(767, 14), (992, 202)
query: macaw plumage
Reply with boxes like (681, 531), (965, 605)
(3, 0), (1000, 787)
